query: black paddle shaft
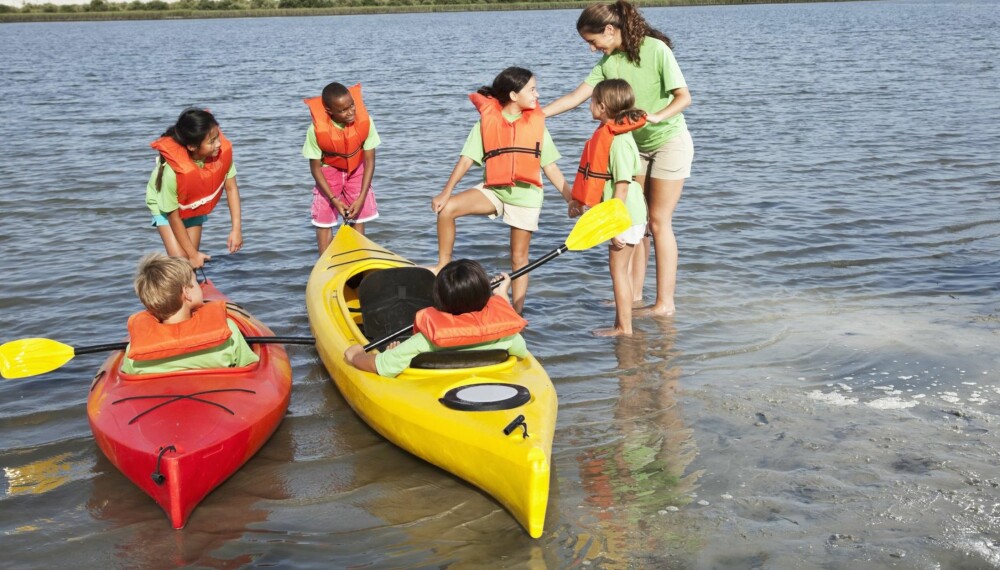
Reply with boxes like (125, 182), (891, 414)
(363, 243), (569, 352)
(74, 336), (315, 356)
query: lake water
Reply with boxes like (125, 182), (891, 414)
(2, 0), (999, 567)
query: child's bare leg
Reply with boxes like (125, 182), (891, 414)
(628, 235), (649, 305)
(594, 243), (634, 337)
(157, 226), (186, 257)
(509, 227), (532, 314)
(186, 225), (203, 252)
(316, 227), (333, 255)
(431, 188), (496, 274)
(353, 222), (365, 235)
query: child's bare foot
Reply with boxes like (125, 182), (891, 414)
(634, 303), (676, 318)
(592, 326), (632, 337)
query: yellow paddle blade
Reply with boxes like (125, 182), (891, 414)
(565, 198), (632, 251)
(0, 338), (76, 379)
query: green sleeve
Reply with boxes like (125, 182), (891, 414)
(585, 56), (610, 87)
(302, 125), (322, 160)
(459, 122), (484, 165)
(540, 127), (561, 167)
(657, 41), (687, 93)
(227, 319), (260, 367)
(363, 118), (381, 150)
(375, 333), (434, 378)
(609, 135), (642, 183)
(153, 161), (179, 214)
(226, 161), (237, 179)
(505, 334), (528, 358)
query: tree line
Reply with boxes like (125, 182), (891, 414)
(1, 0), (553, 13)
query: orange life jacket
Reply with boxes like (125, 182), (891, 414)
(150, 132), (233, 219)
(126, 301), (232, 361)
(304, 84), (371, 173)
(470, 92), (545, 188)
(413, 296), (528, 349)
(571, 116), (647, 207)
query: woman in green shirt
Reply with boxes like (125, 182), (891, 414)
(545, 0), (693, 318)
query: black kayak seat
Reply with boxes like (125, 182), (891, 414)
(358, 267), (435, 350)
(411, 349), (511, 370)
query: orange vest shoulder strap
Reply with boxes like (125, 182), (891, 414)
(571, 116), (647, 206)
(126, 301), (233, 361)
(470, 92), (544, 188)
(304, 84), (371, 172)
(413, 296), (527, 349)
(149, 131), (233, 219)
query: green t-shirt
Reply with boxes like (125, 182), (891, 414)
(301, 119), (382, 162)
(121, 318), (260, 375)
(460, 114), (561, 208)
(145, 159), (237, 216)
(606, 134), (648, 226)
(375, 331), (528, 379)
(585, 37), (688, 152)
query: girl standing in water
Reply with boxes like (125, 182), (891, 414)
(431, 66), (573, 314)
(545, 0), (693, 317)
(570, 79), (647, 336)
(147, 109), (244, 268)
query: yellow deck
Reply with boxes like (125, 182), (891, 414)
(305, 226), (556, 538)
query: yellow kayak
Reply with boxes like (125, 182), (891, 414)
(306, 226), (556, 538)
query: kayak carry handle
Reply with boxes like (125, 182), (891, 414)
(503, 415), (529, 439)
(151, 445), (176, 485)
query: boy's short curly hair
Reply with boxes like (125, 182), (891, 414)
(134, 254), (195, 321)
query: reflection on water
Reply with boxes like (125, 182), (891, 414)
(573, 321), (702, 565)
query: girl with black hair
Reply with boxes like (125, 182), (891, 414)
(147, 108), (244, 268)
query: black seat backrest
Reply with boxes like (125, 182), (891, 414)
(358, 267), (435, 350)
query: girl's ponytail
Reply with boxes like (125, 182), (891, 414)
(593, 79), (646, 125)
(481, 67), (534, 106)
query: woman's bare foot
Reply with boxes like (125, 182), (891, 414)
(634, 303), (676, 318)
(593, 326), (632, 337)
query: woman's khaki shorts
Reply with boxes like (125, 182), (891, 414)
(475, 184), (540, 232)
(639, 129), (694, 181)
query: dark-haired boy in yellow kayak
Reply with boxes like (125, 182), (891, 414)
(344, 260), (528, 378)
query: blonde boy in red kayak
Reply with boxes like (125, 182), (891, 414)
(121, 254), (258, 374)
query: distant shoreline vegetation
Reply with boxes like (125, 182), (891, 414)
(0, 0), (851, 23)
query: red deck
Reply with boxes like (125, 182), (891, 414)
(87, 281), (292, 528)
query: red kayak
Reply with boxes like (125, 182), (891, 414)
(87, 280), (292, 529)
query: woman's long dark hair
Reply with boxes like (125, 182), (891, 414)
(577, 0), (673, 64)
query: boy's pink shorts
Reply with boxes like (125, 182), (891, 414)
(311, 163), (379, 228)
